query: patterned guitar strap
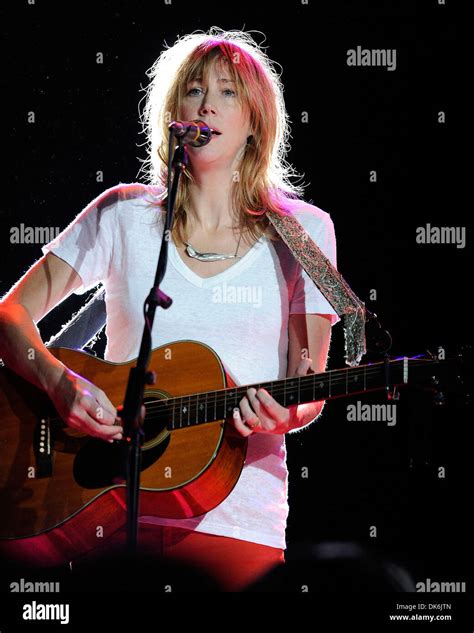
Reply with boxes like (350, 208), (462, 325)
(267, 210), (367, 367)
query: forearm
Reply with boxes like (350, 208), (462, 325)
(0, 303), (66, 395)
(287, 400), (325, 433)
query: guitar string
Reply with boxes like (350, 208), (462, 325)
(44, 361), (423, 426)
(47, 360), (427, 426)
(137, 360), (412, 416)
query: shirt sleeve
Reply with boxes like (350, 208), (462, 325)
(41, 185), (120, 295)
(289, 207), (341, 326)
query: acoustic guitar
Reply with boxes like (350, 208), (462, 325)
(0, 340), (459, 564)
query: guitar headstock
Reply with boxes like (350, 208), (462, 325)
(406, 344), (473, 407)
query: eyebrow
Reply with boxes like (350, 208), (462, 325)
(189, 77), (236, 84)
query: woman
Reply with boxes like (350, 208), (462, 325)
(0, 28), (339, 590)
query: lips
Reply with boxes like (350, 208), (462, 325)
(210, 127), (222, 135)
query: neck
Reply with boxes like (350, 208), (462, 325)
(186, 168), (237, 234)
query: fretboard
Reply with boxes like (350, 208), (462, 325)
(166, 356), (422, 430)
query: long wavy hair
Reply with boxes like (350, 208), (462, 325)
(139, 27), (305, 245)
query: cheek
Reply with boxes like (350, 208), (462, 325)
(178, 102), (194, 121)
(236, 107), (251, 132)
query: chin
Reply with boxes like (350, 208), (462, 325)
(188, 147), (229, 164)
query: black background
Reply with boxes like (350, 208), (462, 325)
(1, 1), (470, 632)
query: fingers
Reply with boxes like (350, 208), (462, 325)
(59, 370), (132, 442)
(83, 394), (120, 428)
(71, 409), (123, 442)
(98, 404), (146, 442)
(90, 390), (118, 426)
(232, 388), (275, 436)
(233, 408), (254, 437)
(77, 392), (123, 441)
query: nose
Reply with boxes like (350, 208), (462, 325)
(198, 101), (217, 116)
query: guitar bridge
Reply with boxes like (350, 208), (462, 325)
(34, 418), (53, 477)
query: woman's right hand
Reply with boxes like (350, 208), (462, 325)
(47, 367), (123, 443)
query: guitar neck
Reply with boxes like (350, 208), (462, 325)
(167, 356), (420, 430)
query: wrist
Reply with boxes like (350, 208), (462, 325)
(39, 354), (67, 397)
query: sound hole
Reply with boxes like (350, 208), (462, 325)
(142, 394), (169, 447)
(72, 395), (171, 489)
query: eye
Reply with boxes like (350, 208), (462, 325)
(223, 89), (237, 97)
(187, 87), (204, 96)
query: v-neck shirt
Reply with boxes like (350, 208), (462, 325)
(168, 231), (267, 288)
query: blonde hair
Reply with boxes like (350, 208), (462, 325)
(139, 27), (305, 245)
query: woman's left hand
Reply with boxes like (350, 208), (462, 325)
(232, 357), (313, 436)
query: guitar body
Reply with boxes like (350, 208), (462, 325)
(0, 341), (246, 565)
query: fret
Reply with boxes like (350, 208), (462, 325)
(197, 393), (204, 424)
(171, 399), (175, 429)
(283, 377), (287, 407)
(225, 389), (234, 416)
(179, 396), (183, 429)
(214, 391), (217, 422)
(201, 394), (205, 423)
(298, 376), (301, 405)
(364, 366), (366, 391)
(312, 374), (315, 402)
(328, 371), (331, 398)
(286, 380), (295, 405)
(187, 395), (191, 427)
(227, 389), (235, 416)
(204, 391), (208, 423)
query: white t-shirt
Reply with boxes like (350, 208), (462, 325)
(42, 182), (340, 549)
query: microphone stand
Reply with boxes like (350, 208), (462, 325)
(118, 133), (189, 555)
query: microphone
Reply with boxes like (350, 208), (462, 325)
(169, 120), (214, 147)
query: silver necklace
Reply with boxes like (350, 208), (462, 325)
(184, 230), (243, 262)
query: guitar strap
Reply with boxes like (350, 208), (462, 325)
(266, 211), (366, 367)
(48, 209), (367, 366)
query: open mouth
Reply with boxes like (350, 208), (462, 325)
(210, 128), (222, 135)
